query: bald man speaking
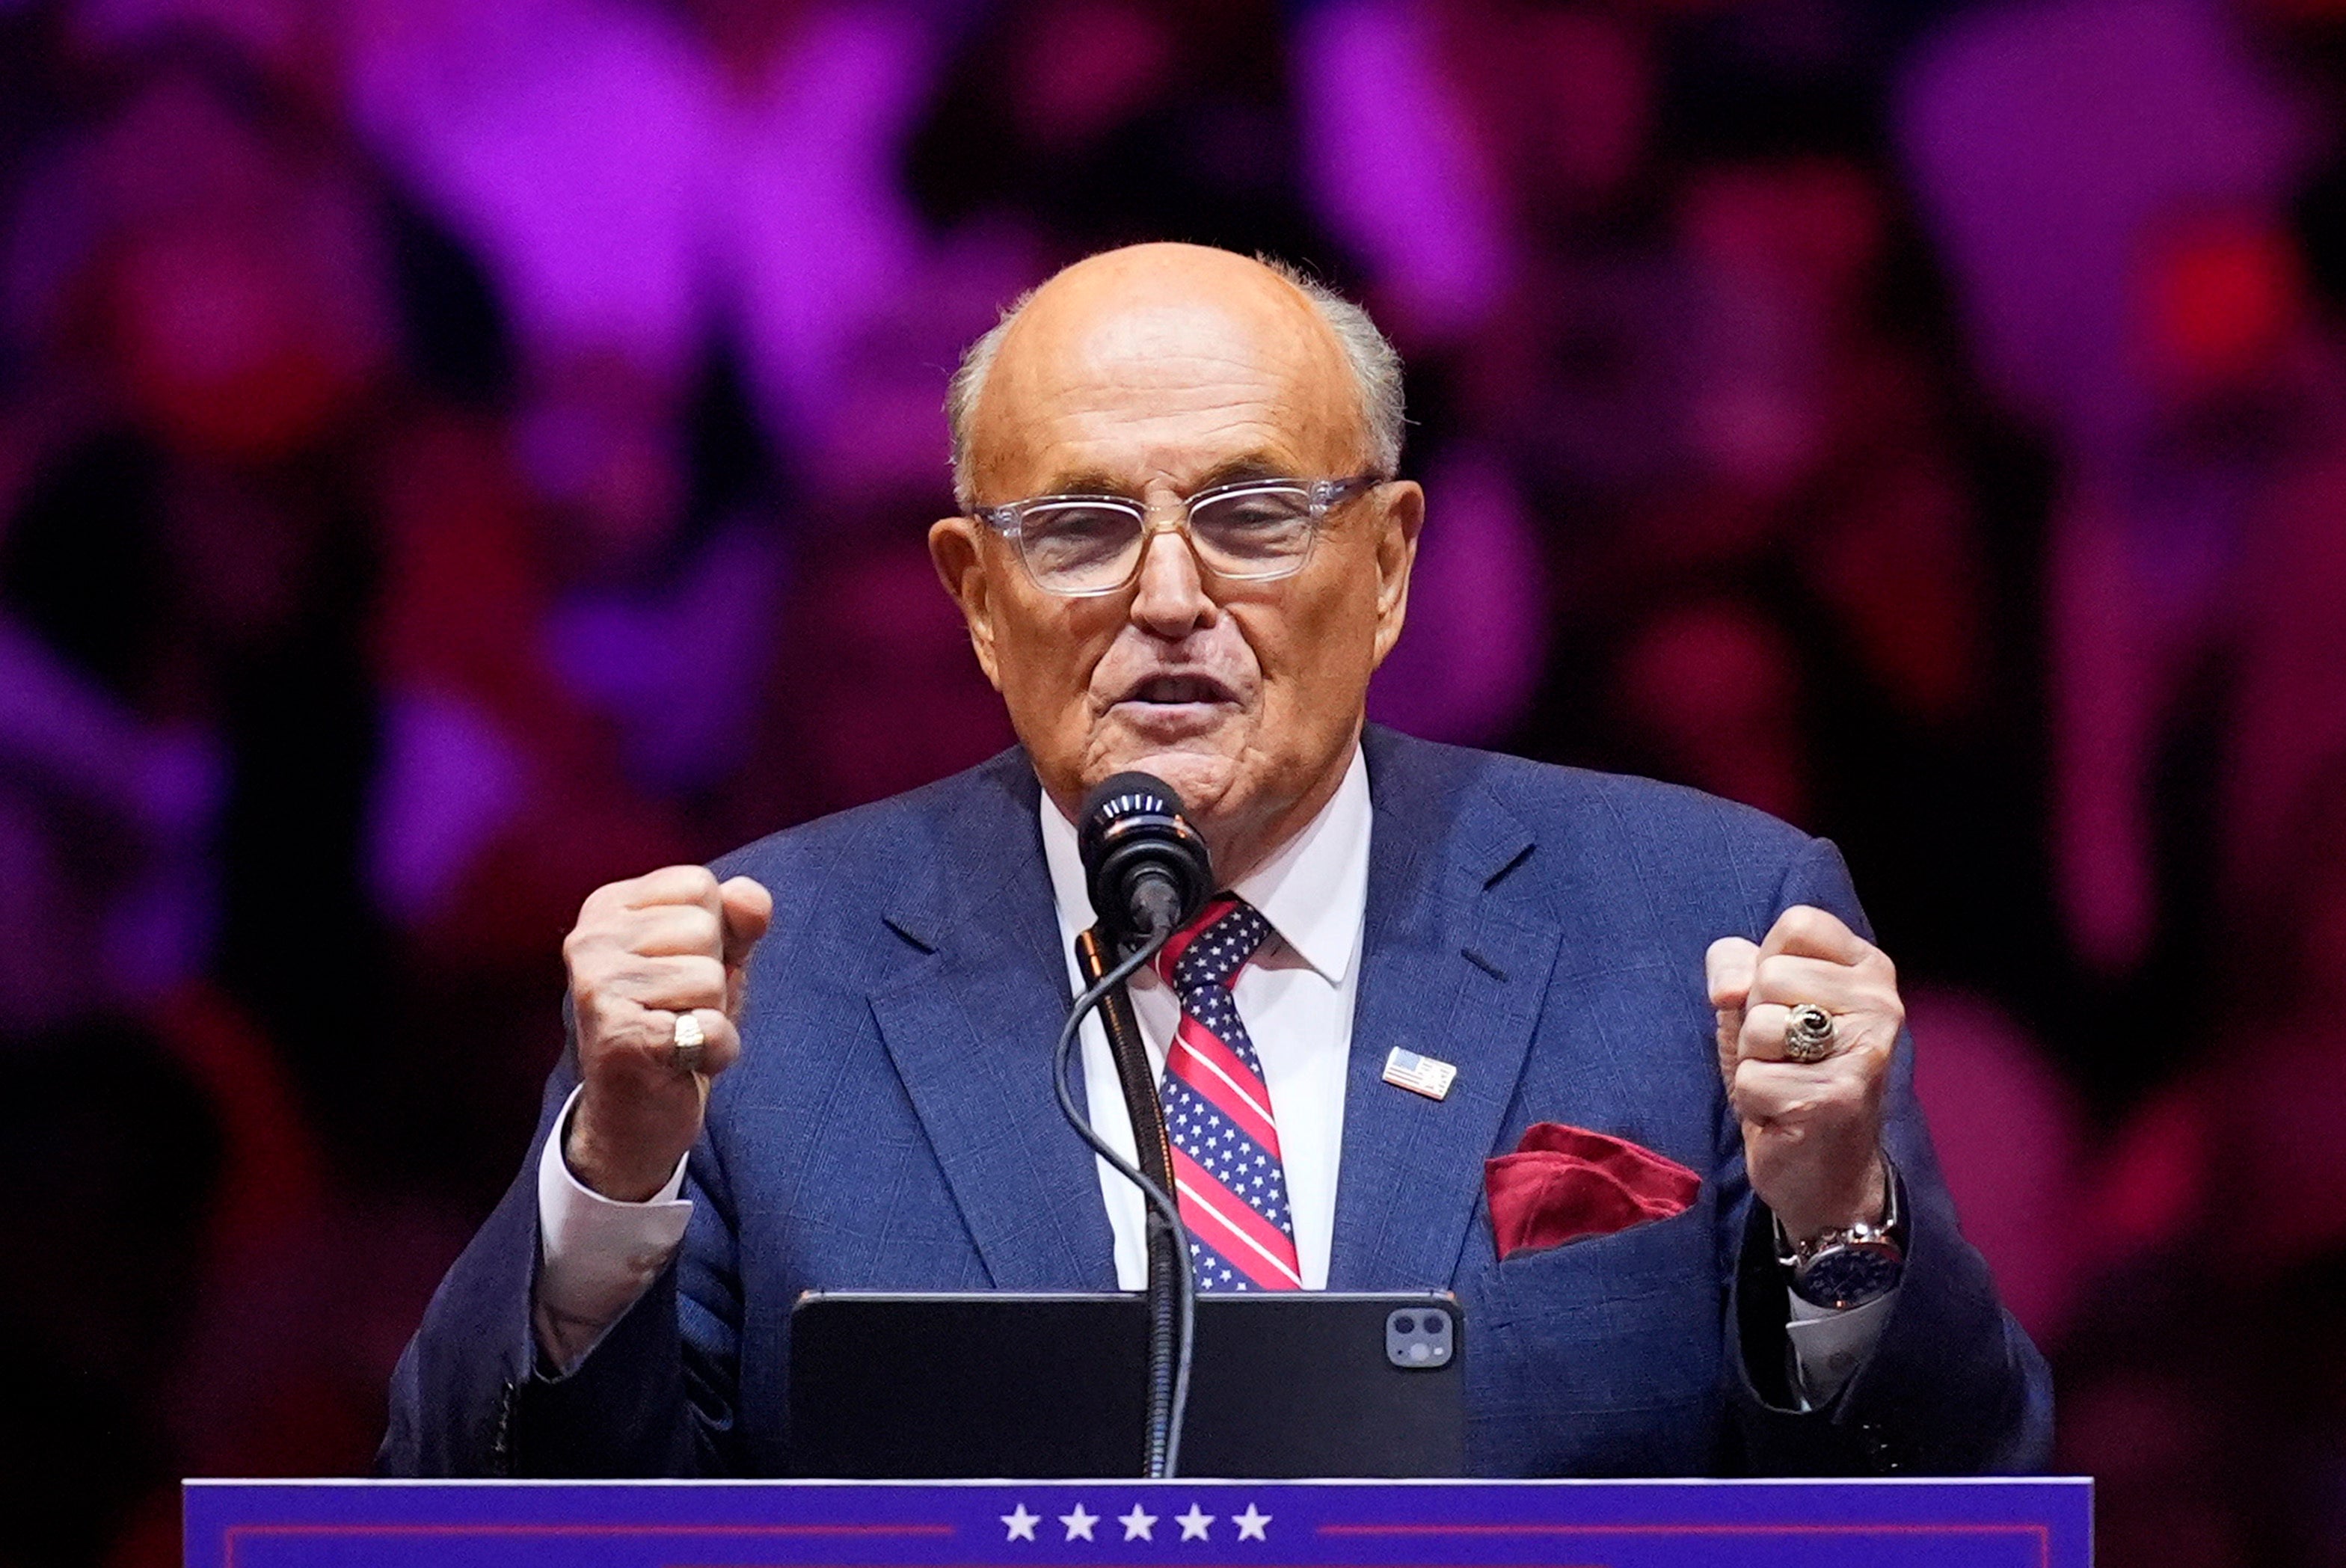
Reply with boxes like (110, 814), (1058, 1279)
(381, 245), (2049, 1478)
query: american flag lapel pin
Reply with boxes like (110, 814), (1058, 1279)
(1382, 1047), (1457, 1101)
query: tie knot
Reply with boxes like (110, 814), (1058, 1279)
(1153, 896), (1271, 991)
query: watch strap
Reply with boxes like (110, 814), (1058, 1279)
(1773, 1153), (1903, 1270)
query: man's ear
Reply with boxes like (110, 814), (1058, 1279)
(930, 515), (1005, 691)
(1369, 479), (1425, 669)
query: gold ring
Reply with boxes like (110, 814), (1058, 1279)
(1784, 1003), (1837, 1063)
(672, 1010), (707, 1075)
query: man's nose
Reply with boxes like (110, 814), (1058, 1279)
(1128, 524), (1216, 636)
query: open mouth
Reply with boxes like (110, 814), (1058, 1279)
(1120, 673), (1238, 706)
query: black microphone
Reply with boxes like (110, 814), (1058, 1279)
(1077, 772), (1215, 949)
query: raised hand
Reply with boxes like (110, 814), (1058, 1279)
(561, 867), (773, 1200)
(1705, 906), (1897, 1242)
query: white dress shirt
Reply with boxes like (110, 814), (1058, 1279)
(1041, 746), (1374, 1291)
(535, 742), (1890, 1398)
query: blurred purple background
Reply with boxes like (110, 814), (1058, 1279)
(1, 0), (2343, 1560)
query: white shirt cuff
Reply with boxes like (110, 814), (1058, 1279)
(1784, 1285), (1897, 1405)
(532, 1086), (693, 1376)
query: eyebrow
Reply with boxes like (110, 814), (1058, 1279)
(1033, 453), (1300, 499)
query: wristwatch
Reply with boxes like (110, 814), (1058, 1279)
(1774, 1158), (1904, 1311)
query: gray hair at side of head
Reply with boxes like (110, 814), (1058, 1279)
(944, 255), (1407, 512)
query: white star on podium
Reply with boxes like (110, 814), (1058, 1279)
(1176, 1504), (1215, 1541)
(1001, 1505), (1040, 1542)
(1060, 1504), (1099, 1542)
(1233, 1504), (1271, 1541)
(1119, 1504), (1158, 1541)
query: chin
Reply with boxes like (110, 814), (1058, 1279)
(1078, 737), (1236, 814)
(1125, 750), (1236, 804)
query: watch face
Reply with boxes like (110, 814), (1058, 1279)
(1795, 1243), (1903, 1310)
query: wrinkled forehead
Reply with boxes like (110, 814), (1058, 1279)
(968, 277), (1366, 499)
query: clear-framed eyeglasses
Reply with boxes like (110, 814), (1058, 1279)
(973, 473), (1387, 597)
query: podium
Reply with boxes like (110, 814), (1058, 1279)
(186, 1478), (2090, 1567)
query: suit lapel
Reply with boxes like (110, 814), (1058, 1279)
(869, 756), (1120, 1291)
(862, 734), (1570, 1296)
(1327, 731), (1562, 1291)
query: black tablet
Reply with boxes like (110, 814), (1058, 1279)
(787, 1290), (1466, 1479)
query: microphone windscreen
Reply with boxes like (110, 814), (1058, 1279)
(1077, 772), (1214, 944)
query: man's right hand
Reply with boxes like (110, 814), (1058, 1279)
(562, 867), (773, 1200)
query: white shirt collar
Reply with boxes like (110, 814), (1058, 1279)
(1038, 744), (1372, 985)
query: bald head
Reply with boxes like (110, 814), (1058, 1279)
(926, 241), (1425, 888)
(948, 245), (1403, 509)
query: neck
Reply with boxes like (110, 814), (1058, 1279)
(1197, 734), (1358, 889)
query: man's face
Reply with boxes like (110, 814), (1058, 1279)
(930, 246), (1422, 882)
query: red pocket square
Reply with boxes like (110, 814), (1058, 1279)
(1484, 1122), (1701, 1260)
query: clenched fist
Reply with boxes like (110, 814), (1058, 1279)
(562, 866), (773, 1200)
(1706, 905), (1898, 1243)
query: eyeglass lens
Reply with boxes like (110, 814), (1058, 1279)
(1019, 486), (1317, 591)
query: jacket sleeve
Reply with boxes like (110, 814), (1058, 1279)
(1720, 834), (2055, 1475)
(374, 1051), (569, 1478)
(375, 1019), (745, 1478)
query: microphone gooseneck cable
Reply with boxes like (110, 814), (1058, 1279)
(1051, 923), (1199, 1479)
(1065, 769), (1215, 1478)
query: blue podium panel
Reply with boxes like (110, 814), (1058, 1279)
(186, 1480), (2090, 1568)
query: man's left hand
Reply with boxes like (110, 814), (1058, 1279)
(1707, 906), (1898, 1242)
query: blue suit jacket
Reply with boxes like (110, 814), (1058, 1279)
(380, 728), (2051, 1478)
